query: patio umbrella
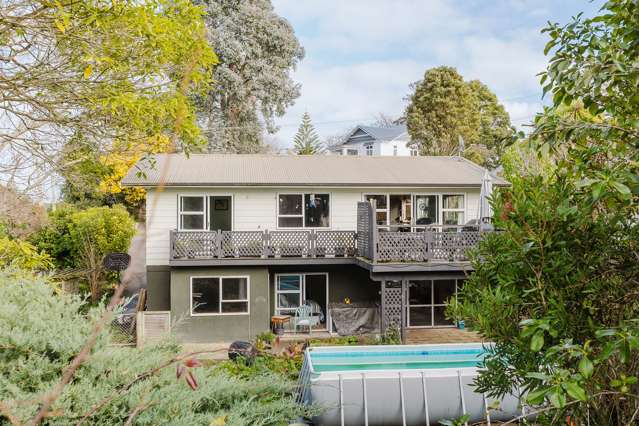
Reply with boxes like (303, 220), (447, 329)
(478, 170), (493, 223)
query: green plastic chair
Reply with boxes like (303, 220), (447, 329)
(294, 305), (313, 335)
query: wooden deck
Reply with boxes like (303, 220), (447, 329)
(405, 328), (483, 344)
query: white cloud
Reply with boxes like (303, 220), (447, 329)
(270, 1), (580, 147)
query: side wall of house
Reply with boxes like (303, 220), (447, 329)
(378, 140), (413, 156)
(170, 266), (270, 343)
(145, 187), (482, 266)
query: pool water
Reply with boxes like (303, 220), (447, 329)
(310, 348), (486, 372)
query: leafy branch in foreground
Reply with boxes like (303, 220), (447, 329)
(1, 0), (218, 194)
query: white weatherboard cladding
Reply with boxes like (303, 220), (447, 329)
(145, 187), (481, 265)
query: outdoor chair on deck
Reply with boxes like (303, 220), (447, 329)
(294, 305), (313, 335)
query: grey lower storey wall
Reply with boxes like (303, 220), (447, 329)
(170, 266), (270, 343)
(146, 266), (170, 310)
(145, 264), (381, 343)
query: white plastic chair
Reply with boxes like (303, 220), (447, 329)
(294, 305), (313, 335)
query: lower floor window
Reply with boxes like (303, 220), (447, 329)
(407, 279), (463, 327)
(191, 276), (249, 315)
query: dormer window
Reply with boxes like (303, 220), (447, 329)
(365, 144), (373, 156)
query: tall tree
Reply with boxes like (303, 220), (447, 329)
(468, 80), (516, 168)
(197, 0), (305, 153)
(452, 1), (639, 423)
(293, 112), (323, 155)
(1, 0), (217, 196)
(405, 67), (480, 156)
(405, 66), (515, 167)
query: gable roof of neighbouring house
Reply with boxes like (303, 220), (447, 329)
(121, 154), (509, 188)
(345, 124), (409, 144)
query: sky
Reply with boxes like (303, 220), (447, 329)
(269, 0), (603, 149)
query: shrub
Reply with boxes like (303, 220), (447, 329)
(0, 269), (314, 424)
(0, 237), (53, 271)
(32, 204), (136, 302)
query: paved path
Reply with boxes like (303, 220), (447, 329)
(406, 328), (483, 344)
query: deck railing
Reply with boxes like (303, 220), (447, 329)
(170, 229), (357, 260)
(374, 225), (482, 262)
(170, 227), (482, 262)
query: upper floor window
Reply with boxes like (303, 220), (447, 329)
(365, 144), (373, 156)
(278, 193), (330, 228)
(179, 195), (206, 230)
(393, 145), (398, 156)
(442, 194), (465, 225)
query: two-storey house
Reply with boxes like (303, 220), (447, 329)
(122, 154), (506, 343)
(328, 124), (417, 156)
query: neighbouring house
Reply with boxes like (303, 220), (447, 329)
(329, 124), (418, 156)
(122, 154), (507, 343)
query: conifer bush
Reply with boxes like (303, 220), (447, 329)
(0, 269), (314, 425)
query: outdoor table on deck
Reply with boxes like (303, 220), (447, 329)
(271, 315), (290, 334)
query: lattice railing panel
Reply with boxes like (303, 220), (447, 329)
(220, 231), (264, 258)
(267, 231), (311, 257)
(315, 231), (356, 257)
(382, 282), (403, 331)
(356, 202), (373, 258)
(172, 231), (217, 259)
(377, 232), (428, 262)
(430, 231), (481, 261)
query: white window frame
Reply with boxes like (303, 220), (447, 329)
(365, 143), (374, 156)
(393, 145), (398, 156)
(276, 192), (331, 229)
(178, 194), (206, 231)
(413, 193), (440, 228)
(190, 275), (250, 316)
(407, 279), (460, 328)
(346, 148), (358, 156)
(363, 193), (390, 227)
(275, 272), (330, 332)
(441, 193), (466, 226)
(410, 148), (419, 156)
(363, 192), (467, 229)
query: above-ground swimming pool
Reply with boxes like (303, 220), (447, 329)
(297, 343), (522, 426)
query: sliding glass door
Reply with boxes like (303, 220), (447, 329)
(275, 273), (329, 330)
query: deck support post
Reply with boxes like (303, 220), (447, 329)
(362, 373), (369, 426)
(399, 372), (407, 426)
(421, 371), (430, 425)
(339, 374), (344, 426)
(457, 370), (468, 426)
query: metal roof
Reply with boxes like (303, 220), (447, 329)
(357, 124), (408, 141)
(121, 154), (509, 188)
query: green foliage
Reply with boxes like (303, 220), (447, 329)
(293, 112), (324, 154)
(0, 238), (53, 271)
(30, 204), (78, 270)
(68, 205), (137, 303)
(405, 66), (515, 167)
(197, 0), (305, 153)
(0, 269), (314, 425)
(2, 0), (218, 194)
(439, 414), (470, 426)
(32, 205), (136, 302)
(534, 0), (639, 210)
(453, 4), (639, 421)
(453, 173), (639, 423)
(216, 354), (303, 381)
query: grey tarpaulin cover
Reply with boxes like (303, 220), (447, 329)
(329, 302), (380, 336)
